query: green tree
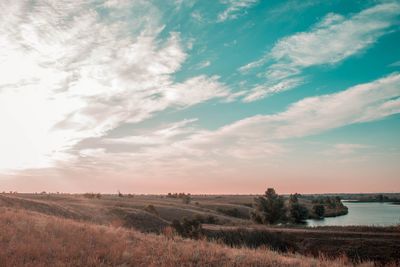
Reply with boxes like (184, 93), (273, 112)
(251, 188), (287, 224)
(313, 204), (325, 218)
(290, 203), (309, 223)
(289, 194), (308, 223)
(182, 194), (191, 204)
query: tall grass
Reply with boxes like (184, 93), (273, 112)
(0, 207), (365, 267)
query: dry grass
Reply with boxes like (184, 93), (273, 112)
(0, 193), (244, 228)
(0, 207), (367, 267)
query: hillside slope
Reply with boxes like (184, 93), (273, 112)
(0, 207), (362, 267)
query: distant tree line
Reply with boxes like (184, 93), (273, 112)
(311, 196), (343, 208)
(355, 194), (400, 203)
(167, 192), (191, 204)
(83, 193), (102, 199)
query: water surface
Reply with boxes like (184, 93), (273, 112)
(307, 201), (400, 226)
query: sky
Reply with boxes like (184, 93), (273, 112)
(0, 0), (399, 194)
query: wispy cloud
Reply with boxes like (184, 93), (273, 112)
(191, 11), (204, 23)
(80, 73), (400, 174)
(389, 60), (400, 67)
(218, 0), (259, 22)
(195, 60), (211, 69)
(243, 78), (303, 102)
(222, 73), (400, 140)
(240, 2), (400, 100)
(176, 73), (400, 162)
(0, 0), (230, 172)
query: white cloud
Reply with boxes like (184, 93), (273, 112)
(42, 73), (400, 182)
(180, 73), (400, 158)
(240, 2), (400, 100)
(163, 75), (229, 106)
(106, 73), (400, 163)
(0, 0), (230, 172)
(196, 60), (211, 69)
(268, 3), (399, 74)
(224, 73), (400, 139)
(218, 0), (259, 22)
(191, 11), (204, 23)
(103, 119), (198, 146)
(243, 78), (303, 102)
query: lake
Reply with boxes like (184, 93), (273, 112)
(307, 201), (400, 226)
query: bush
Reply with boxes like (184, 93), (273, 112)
(204, 228), (295, 252)
(145, 205), (158, 215)
(182, 195), (191, 204)
(171, 218), (203, 239)
(83, 193), (101, 199)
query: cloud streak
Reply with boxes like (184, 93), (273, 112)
(89, 73), (400, 174)
(218, 0), (259, 22)
(240, 2), (400, 101)
(213, 73), (400, 142)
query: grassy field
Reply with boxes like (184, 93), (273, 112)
(0, 193), (399, 266)
(0, 207), (362, 267)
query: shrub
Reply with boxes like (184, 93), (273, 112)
(145, 205), (158, 216)
(83, 193), (101, 199)
(171, 218), (203, 239)
(204, 228), (295, 252)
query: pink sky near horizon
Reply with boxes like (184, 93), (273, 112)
(1, 159), (399, 194)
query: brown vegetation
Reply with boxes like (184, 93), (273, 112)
(203, 225), (400, 265)
(0, 192), (398, 266)
(0, 208), (358, 267)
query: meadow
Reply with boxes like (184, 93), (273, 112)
(0, 192), (399, 266)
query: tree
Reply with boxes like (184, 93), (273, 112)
(182, 194), (191, 204)
(313, 204), (325, 218)
(251, 188), (287, 224)
(290, 203), (309, 223)
(288, 193), (308, 223)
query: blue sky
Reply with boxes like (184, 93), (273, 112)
(0, 0), (399, 193)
